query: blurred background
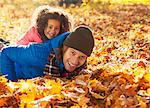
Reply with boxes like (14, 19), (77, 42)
(0, 0), (150, 43)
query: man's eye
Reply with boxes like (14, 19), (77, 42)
(79, 56), (86, 60)
(71, 51), (75, 55)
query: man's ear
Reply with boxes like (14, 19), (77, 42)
(62, 45), (68, 55)
(78, 60), (87, 70)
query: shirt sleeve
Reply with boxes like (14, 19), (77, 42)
(0, 43), (51, 80)
(17, 26), (42, 45)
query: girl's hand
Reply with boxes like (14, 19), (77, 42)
(0, 43), (4, 50)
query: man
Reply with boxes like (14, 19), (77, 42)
(0, 26), (94, 80)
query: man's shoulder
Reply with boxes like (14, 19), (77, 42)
(51, 32), (70, 47)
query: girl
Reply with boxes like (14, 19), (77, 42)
(17, 5), (73, 45)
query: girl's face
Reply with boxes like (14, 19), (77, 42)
(44, 19), (60, 39)
(63, 47), (87, 72)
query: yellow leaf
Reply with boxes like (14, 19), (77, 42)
(20, 93), (35, 103)
(0, 76), (8, 83)
(44, 80), (62, 94)
(144, 72), (150, 82)
(78, 95), (89, 106)
(70, 104), (80, 108)
(18, 80), (37, 93)
(147, 88), (150, 95)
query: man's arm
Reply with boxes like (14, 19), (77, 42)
(0, 44), (51, 80)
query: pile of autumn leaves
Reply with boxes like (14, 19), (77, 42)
(0, 68), (149, 107)
(0, 4), (150, 108)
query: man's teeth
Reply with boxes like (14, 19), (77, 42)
(68, 62), (76, 67)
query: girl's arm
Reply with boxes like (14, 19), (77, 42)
(17, 26), (42, 45)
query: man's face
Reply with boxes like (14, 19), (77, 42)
(63, 47), (87, 72)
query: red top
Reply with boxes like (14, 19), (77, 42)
(17, 26), (42, 45)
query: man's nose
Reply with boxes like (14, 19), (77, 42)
(72, 57), (79, 65)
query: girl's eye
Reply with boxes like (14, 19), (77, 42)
(54, 28), (60, 31)
(56, 28), (60, 30)
(48, 26), (52, 29)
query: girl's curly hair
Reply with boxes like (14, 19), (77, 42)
(31, 5), (73, 40)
